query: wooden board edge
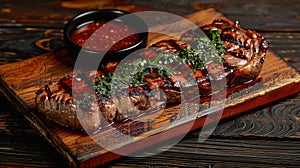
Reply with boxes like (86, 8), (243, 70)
(77, 78), (300, 167)
(0, 77), (79, 167)
(0, 8), (299, 167)
(271, 50), (300, 74)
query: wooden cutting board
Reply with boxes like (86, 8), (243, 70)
(0, 8), (299, 167)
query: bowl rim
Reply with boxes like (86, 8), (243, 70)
(63, 9), (148, 56)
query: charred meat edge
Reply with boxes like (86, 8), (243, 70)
(35, 19), (268, 131)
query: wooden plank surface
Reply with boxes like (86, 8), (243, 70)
(0, 0), (300, 167)
(0, 7), (299, 167)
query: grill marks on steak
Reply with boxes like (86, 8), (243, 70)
(35, 68), (166, 132)
(151, 39), (190, 53)
(218, 20), (268, 85)
(181, 19), (268, 86)
(35, 19), (268, 132)
(35, 76), (102, 132)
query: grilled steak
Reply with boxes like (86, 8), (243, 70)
(194, 19), (268, 86)
(35, 76), (102, 132)
(151, 19), (268, 95)
(35, 19), (268, 132)
(35, 71), (166, 132)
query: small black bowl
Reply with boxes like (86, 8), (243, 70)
(64, 9), (148, 67)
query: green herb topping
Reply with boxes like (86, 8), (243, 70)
(207, 28), (227, 56)
(93, 28), (227, 98)
(35, 90), (42, 95)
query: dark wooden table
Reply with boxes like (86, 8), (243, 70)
(0, 0), (299, 167)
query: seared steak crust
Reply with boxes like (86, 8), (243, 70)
(35, 19), (268, 132)
(196, 19), (268, 86)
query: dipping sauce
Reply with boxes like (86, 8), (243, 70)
(71, 21), (140, 51)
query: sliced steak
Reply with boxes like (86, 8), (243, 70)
(35, 19), (268, 132)
(36, 72), (166, 131)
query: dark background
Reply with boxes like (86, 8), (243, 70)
(0, 0), (299, 167)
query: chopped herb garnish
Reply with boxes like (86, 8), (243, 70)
(56, 103), (60, 110)
(179, 31), (226, 70)
(73, 93), (96, 109)
(36, 90), (42, 95)
(207, 28), (227, 56)
(91, 28), (227, 98)
(111, 57), (174, 91)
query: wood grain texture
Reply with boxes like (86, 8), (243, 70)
(213, 94), (300, 138)
(0, 8), (299, 167)
(0, 94), (67, 167)
(107, 138), (300, 168)
(0, 27), (64, 64)
(262, 32), (300, 70)
(0, 0), (300, 167)
(129, 0), (300, 31)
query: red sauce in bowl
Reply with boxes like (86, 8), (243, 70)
(71, 21), (140, 51)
